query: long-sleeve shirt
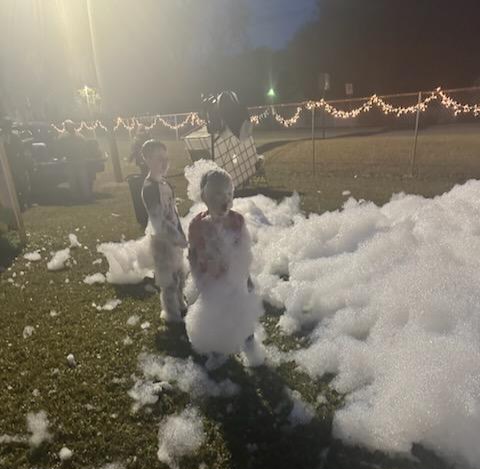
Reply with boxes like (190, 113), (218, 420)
(188, 210), (246, 280)
(141, 175), (186, 246)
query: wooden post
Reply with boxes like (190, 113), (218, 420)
(311, 107), (316, 176)
(0, 136), (27, 244)
(107, 119), (123, 182)
(410, 91), (422, 176)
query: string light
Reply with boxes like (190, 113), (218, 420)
(271, 106), (305, 127)
(50, 88), (480, 134)
(250, 107), (270, 125)
(437, 89), (480, 117)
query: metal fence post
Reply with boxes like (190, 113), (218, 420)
(410, 91), (422, 176)
(174, 114), (179, 141)
(106, 118), (123, 183)
(311, 106), (316, 176)
(321, 106), (326, 139)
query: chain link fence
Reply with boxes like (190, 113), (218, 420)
(74, 86), (480, 185)
(248, 87), (480, 180)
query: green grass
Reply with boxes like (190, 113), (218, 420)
(263, 129), (480, 214)
(0, 130), (473, 469)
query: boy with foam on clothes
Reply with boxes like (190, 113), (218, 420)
(186, 169), (265, 369)
(141, 140), (187, 322)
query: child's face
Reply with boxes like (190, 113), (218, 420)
(145, 148), (169, 177)
(203, 176), (234, 217)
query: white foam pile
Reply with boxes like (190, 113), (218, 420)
(27, 411), (52, 448)
(94, 299), (122, 311)
(184, 159), (219, 203)
(83, 273), (106, 285)
(0, 434), (25, 444)
(101, 160), (480, 467)
(128, 380), (173, 413)
(47, 248), (71, 271)
(68, 233), (82, 248)
(24, 250), (41, 262)
(132, 354), (239, 404)
(97, 236), (154, 284)
(157, 407), (205, 469)
(126, 314), (140, 326)
(250, 181), (480, 468)
(59, 446), (73, 461)
(22, 325), (35, 339)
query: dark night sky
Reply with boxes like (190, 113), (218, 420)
(2, 0), (480, 117)
(247, 0), (317, 49)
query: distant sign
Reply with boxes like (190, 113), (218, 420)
(319, 73), (330, 92)
(345, 83), (354, 96)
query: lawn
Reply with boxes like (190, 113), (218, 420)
(0, 127), (477, 469)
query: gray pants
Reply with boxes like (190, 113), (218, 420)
(160, 269), (187, 321)
(151, 237), (186, 321)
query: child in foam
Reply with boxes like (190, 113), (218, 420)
(186, 169), (265, 369)
(141, 139), (188, 322)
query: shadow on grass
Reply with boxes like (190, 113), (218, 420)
(113, 277), (157, 301)
(154, 321), (193, 360)
(151, 311), (333, 469)
(148, 303), (452, 469)
(204, 360), (332, 469)
(325, 439), (452, 469)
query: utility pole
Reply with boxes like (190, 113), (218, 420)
(86, 0), (123, 182)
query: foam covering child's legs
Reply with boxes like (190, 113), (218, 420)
(160, 278), (182, 322)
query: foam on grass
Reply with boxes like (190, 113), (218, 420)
(157, 406), (205, 469)
(26, 411), (52, 448)
(47, 248), (71, 271)
(128, 380), (173, 413)
(59, 446), (73, 460)
(24, 250), (41, 262)
(249, 181), (480, 467)
(83, 273), (106, 285)
(68, 233), (81, 248)
(22, 325), (35, 339)
(97, 236), (154, 284)
(94, 299), (121, 311)
(0, 434), (25, 444)
(126, 314), (140, 326)
(137, 353), (239, 399)
(99, 162), (480, 466)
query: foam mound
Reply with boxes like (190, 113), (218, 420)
(99, 159), (480, 466)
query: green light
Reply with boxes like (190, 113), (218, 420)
(267, 87), (276, 98)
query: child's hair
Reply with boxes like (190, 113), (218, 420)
(142, 139), (167, 159)
(200, 169), (232, 193)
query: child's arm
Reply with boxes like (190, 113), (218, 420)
(161, 212), (187, 247)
